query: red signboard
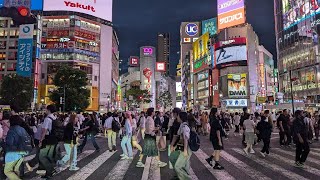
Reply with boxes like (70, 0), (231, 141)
(74, 30), (96, 41)
(41, 41), (75, 49)
(215, 37), (246, 49)
(47, 30), (70, 37)
(129, 56), (139, 67)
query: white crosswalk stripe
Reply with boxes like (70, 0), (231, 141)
(311, 148), (320, 153)
(67, 150), (116, 180)
(273, 148), (320, 165)
(104, 150), (138, 180)
(232, 148), (309, 180)
(267, 150), (320, 176)
(220, 151), (271, 180)
(193, 149), (235, 180)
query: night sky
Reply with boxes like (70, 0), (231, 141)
(113, 0), (275, 75)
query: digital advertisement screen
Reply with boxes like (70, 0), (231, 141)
(193, 32), (209, 60)
(282, 0), (320, 30)
(0, 0), (43, 10)
(202, 18), (217, 36)
(43, 0), (113, 22)
(218, 0), (245, 15)
(227, 74), (247, 98)
(215, 45), (247, 65)
(218, 7), (245, 30)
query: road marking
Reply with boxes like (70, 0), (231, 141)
(232, 148), (308, 180)
(273, 148), (320, 165)
(309, 151), (320, 157)
(104, 150), (138, 180)
(67, 150), (116, 180)
(270, 137), (279, 140)
(189, 167), (199, 180)
(267, 151), (320, 177)
(193, 149), (235, 180)
(27, 150), (95, 180)
(311, 148), (320, 153)
(220, 151), (271, 180)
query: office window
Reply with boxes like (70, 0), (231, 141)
(10, 30), (16, 37)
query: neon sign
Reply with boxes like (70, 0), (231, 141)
(143, 47), (153, 56)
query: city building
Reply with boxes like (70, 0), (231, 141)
(157, 33), (170, 75)
(275, 0), (320, 110)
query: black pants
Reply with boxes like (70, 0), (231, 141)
(234, 125), (240, 133)
(295, 141), (310, 163)
(261, 138), (270, 154)
(280, 130), (291, 145)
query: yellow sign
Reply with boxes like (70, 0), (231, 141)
(193, 32), (209, 61)
(257, 97), (267, 104)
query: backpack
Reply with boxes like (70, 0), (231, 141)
(44, 117), (65, 145)
(112, 118), (121, 132)
(187, 125), (200, 152)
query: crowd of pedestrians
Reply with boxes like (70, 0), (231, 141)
(0, 104), (319, 180)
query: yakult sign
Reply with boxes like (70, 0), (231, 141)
(43, 0), (113, 22)
(218, 0), (244, 15)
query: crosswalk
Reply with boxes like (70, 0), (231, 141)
(24, 146), (320, 180)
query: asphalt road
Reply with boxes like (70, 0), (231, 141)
(2, 129), (320, 180)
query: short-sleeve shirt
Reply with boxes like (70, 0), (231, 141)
(243, 119), (255, 132)
(210, 116), (223, 139)
(42, 114), (56, 135)
(177, 122), (190, 140)
(104, 117), (113, 129)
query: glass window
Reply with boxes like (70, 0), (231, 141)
(8, 40), (16, 47)
(10, 30), (16, 36)
(8, 52), (16, 60)
(0, 41), (6, 49)
(0, 20), (8, 28)
(0, 30), (5, 37)
(0, 52), (6, 60)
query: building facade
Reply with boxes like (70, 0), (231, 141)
(157, 33), (170, 75)
(275, 0), (320, 108)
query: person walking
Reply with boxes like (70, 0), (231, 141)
(38, 105), (58, 179)
(4, 115), (31, 180)
(234, 112), (240, 136)
(314, 111), (319, 141)
(168, 108), (181, 169)
(243, 114), (256, 155)
(136, 108), (167, 168)
(172, 112), (192, 180)
(120, 111), (133, 160)
(256, 116), (273, 157)
(206, 108), (224, 170)
(57, 114), (80, 171)
(78, 114), (100, 153)
(104, 112), (117, 152)
(293, 110), (310, 167)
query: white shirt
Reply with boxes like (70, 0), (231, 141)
(139, 116), (146, 129)
(77, 114), (85, 125)
(42, 114), (57, 135)
(0, 124), (3, 139)
(234, 115), (240, 125)
(178, 122), (190, 140)
(243, 119), (255, 133)
(104, 117), (113, 129)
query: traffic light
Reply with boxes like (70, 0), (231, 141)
(0, 6), (36, 25)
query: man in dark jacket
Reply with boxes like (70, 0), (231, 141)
(240, 107), (250, 145)
(256, 116), (272, 157)
(293, 110), (310, 167)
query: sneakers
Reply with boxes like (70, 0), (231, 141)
(121, 155), (129, 160)
(158, 161), (167, 168)
(295, 161), (304, 168)
(120, 154), (125, 157)
(136, 161), (145, 168)
(260, 152), (266, 158)
(69, 166), (80, 171)
(250, 149), (255, 154)
(213, 163), (224, 170)
(205, 158), (213, 167)
(128, 157), (134, 160)
(243, 148), (249, 155)
(36, 170), (46, 175)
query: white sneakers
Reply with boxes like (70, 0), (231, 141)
(121, 155), (133, 160)
(157, 161), (167, 168)
(260, 152), (266, 157)
(250, 149), (255, 154)
(136, 161), (145, 168)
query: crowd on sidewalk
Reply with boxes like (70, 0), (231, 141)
(0, 104), (319, 180)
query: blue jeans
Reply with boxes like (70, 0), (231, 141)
(61, 144), (77, 167)
(121, 135), (133, 157)
(79, 133), (100, 152)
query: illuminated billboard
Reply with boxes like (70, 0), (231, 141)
(202, 18), (217, 36)
(193, 32), (210, 60)
(227, 74), (247, 98)
(282, 0), (320, 30)
(218, 0), (245, 15)
(218, 7), (245, 30)
(43, 0), (112, 22)
(156, 62), (166, 72)
(0, 0), (43, 10)
(181, 22), (200, 44)
(129, 56), (139, 67)
(215, 45), (247, 66)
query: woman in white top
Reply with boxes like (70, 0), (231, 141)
(234, 112), (241, 136)
(243, 114), (256, 155)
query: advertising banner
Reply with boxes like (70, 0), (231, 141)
(181, 22), (200, 44)
(215, 45), (247, 66)
(223, 99), (248, 107)
(215, 37), (246, 48)
(194, 58), (209, 74)
(129, 56), (139, 67)
(282, 0), (320, 30)
(227, 74), (247, 98)
(17, 24), (34, 77)
(218, 7), (245, 30)
(1, 0), (43, 10)
(43, 0), (113, 22)
(217, 0), (245, 15)
(193, 32), (209, 60)
(202, 18), (217, 36)
(156, 62), (166, 72)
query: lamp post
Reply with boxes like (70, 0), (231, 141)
(289, 70), (298, 113)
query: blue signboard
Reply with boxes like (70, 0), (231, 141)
(202, 18), (217, 36)
(0, 0), (43, 10)
(17, 38), (33, 77)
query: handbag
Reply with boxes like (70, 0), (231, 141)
(158, 136), (166, 150)
(169, 150), (180, 167)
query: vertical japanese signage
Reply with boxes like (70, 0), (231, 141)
(17, 24), (34, 77)
(202, 18), (217, 36)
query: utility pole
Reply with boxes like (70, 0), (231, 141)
(289, 70), (295, 113)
